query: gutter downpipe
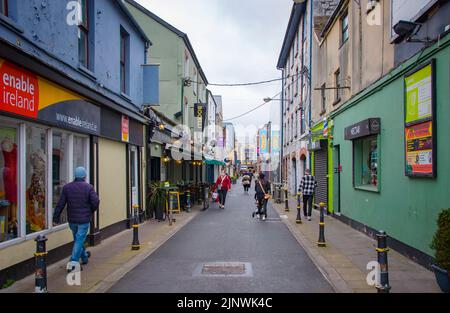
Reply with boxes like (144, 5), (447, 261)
(280, 70), (285, 184)
(308, 0), (313, 171)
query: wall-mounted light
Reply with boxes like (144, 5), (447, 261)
(393, 20), (436, 44)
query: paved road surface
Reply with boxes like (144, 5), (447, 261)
(109, 183), (334, 293)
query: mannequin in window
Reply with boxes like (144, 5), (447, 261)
(1, 137), (18, 238)
(27, 150), (46, 232)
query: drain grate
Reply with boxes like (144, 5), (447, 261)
(193, 262), (253, 277)
(202, 263), (245, 275)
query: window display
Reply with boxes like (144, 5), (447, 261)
(26, 126), (47, 234)
(354, 136), (378, 189)
(52, 131), (70, 224)
(73, 136), (87, 172)
(0, 125), (18, 242)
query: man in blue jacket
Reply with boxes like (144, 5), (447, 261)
(53, 167), (100, 271)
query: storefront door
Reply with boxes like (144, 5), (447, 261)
(130, 146), (139, 208)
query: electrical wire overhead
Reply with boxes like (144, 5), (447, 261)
(188, 72), (301, 87)
(223, 91), (282, 122)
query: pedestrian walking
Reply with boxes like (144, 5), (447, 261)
(242, 173), (251, 193)
(215, 170), (231, 209)
(253, 173), (271, 221)
(53, 167), (100, 272)
(298, 169), (317, 221)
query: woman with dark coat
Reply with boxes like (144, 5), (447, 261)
(253, 173), (271, 221)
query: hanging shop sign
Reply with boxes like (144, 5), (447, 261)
(194, 103), (207, 131)
(404, 59), (436, 177)
(0, 58), (100, 135)
(344, 118), (381, 141)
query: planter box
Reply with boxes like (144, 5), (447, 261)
(432, 264), (450, 293)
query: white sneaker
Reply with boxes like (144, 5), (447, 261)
(262, 216), (266, 221)
(256, 214), (260, 219)
(308, 217), (312, 221)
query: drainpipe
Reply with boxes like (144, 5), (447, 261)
(308, 0), (313, 171)
(280, 71), (285, 184)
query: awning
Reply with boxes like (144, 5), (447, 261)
(205, 159), (226, 166)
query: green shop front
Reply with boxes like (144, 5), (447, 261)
(330, 35), (450, 268)
(309, 120), (334, 214)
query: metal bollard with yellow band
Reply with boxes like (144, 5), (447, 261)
(284, 188), (290, 212)
(376, 231), (391, 293)
(34, 235), (48, 293)
(317, 202), (326, 247)
(131, 204), (141, 251)
(296, 192), (302, 224)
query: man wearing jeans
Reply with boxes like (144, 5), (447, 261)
(53, 167), (100, 272)
(299, 169), (317, 221)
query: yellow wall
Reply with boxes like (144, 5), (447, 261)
(98, 138), (127, 229)
(0, 228), (73, 270)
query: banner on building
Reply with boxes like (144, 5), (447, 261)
(271, 130), (280, 153)
(404, 59), (436, 177)
(260, 129), (268, 154)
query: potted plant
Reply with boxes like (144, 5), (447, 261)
(430, 208), (450, 293)
(147, 182), (166, 221)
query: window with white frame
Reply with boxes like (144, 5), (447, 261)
(0, 123), (18, 243)
(52, 131), (70, 224)
(0, 117), (90, 246)
(26, 126), (48, 235)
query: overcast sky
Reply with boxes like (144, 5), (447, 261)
(136, 0), (293, 143)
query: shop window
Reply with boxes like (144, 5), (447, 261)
(52, 132), (70, 224)
(73, 136), (88, 174)
(354, 136), (379, 190)
(26, 126), (47, 235)
(0, 125), (18, 242)
(0, 0), (7, 16)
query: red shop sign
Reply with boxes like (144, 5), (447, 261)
(0, 60), (39, 119)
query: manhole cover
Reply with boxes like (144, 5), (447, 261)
(202, 263), (245, 275)
(193, 262), (253, 277)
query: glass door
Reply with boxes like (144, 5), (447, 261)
(130, 146), (139, 208)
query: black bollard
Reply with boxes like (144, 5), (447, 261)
(34, 235), (48, 293)
(376, 231), (391, 293)
(284, 188), (289, 212)
(296, 192), (302, 224)
(186, 189), (191, 212)
(317, 203), (326, 247)
(131, 204), (141, 250)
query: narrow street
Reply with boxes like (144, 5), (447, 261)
(109, 184), (334, 293)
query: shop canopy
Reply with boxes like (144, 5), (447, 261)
(204, 159), (226, 166)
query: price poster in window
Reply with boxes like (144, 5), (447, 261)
(404, 60), (436, 177)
